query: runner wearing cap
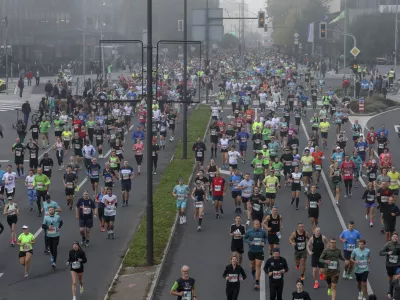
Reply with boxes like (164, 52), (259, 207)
(4, 196), (19, 246)
(300, 149), (314, 193)
(17, 225), (36, 277)
(172, 178), (189, 225)
(264, 247), (288, 299)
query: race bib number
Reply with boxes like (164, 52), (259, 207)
(83, 207), (91, 214)
(66, 182), (74, 189)
(381, 196), (389, 203)
(389, 255), (398, 264)
(23, 244), (31, 252)
(197, 151), (203, 157)
(228, 274), (238, 282)
(253, 237), (262, 246)
(297, 242), (305, 250)
(347, 244), (355, 251)
(15, 150), (21, 156)
(309, 201), (318, 208)
(379, 144), (384, 148)
(75, 144), (81, 149)
(214, 185), (222, 192)
(177, 194), (185, 200)
(44, 166), (50, 172)
(242, 191), (251, 198)
(272, 271), (282, 279)
(28, 182), (33, 189)
(369, 173), (376, 179)
(253, 203), (260, 211)
(359, 260), (368, 269)
(31, 153), (36, 158)
(315, 165), (321, 170)
(182, 291), (192, 300)
(47, 227), (56, 234)
(72, 261), (81, 269)
(391, 179), (398, 186)
(195, 201), (203, 208)
(97, 135), (102, 140)
(37, 182), (44, 189)
(328, 261), (338, 270)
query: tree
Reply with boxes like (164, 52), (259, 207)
(218, 33), (240, 49)
(266, 0), (329, 47)
(349, 13), (396, 61)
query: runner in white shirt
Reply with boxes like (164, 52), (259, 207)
(272, 91), (282, 105)
(153, 108), (161, 123)
(82, 141), (96, 173)
(2, 165), (17, 199)
(123, 105), (133, 129)
(102, 188), (118, 240)
(112, 104), (121, 117)
(219, 135), (230, 168)
(259, 91), (268, 113)
(228, 145), (242, 175)
(25, 169), (36, 211)
(211, 103), (220, 120)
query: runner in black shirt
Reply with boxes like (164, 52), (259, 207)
(26, 140), (39, 170)
(230, 215), (246, 265)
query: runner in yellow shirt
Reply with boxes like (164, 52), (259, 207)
(388, 166), (400, 201)
(300, 148), (314, 192)
(263, 171), (280, 207)
(318, 117), (330, 149)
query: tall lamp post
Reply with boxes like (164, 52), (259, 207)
(182, 0), (188, 158)
(146, 0), (154, 266)
(3, 15), (9, 92)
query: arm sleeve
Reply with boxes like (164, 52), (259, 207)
(171, 281), (179, 291)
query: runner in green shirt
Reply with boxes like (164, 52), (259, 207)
(33, 169), (51, 216)
(251, 152), (265, 187)
(262, 126), (272, 146)
(86, 119), (96, 144)
(271, 157), (283, 182)
(39, 119), (51, 149)
(53, 117), (65, 140)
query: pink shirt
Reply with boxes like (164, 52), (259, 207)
(134, 143), (144, 155)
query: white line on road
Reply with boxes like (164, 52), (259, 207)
(300, 119), (374, 295)
(260, 261), (266, 300)
(0, 273), (4, 278)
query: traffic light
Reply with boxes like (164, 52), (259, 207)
(264, 24), (268, 32)
(319, 22), (327, 39)
(258, 11), (265, 28)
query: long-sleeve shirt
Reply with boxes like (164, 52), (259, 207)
(222, 264), (247, 287)
(382, 203), (400, 223)
(264, 256), (289, 283)
(243, 228), (267, 252)
(380, 241), (400, 267)
(319, 248), (345, 275)
(132, 130), (145, 142)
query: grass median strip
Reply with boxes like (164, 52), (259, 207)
(123, 104), (211, 267)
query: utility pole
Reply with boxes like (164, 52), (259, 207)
(4, 15), (8, 93)
(183, 0), (188, 158)
(82, 0), (86, 81)
(395, 0), (398, 72)
(205, 0), (209, 103)
(240, 0), (245, 66)
(343, 0), (348, 69)
(146, 0), (154, 266)
(100, 1), (106, 80)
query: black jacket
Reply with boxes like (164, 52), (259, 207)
(45, 83), (53, 93)
(68, 249), (87, 270)
(21, 102), (31, 114)
(264, 256), (289, 282)
(222, 264), (247, 287)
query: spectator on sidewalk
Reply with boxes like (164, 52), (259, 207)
(21, 100), (31, 125)
(342, 78), (350, 96)
(45, 80), (53, 97)
(355, 81), (361, 99)
(26, 70), (33, 86)
(35, 69), (40, 86)
(18, 77), (24, 98)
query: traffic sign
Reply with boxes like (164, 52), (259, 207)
(294, 32), (299, 38)
(350, 47), (360, 57)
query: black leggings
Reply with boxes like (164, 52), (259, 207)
(226, 285), (240, 300)
(47, 236), (60, 262)
(269, 281), (284, 300)
(36, 190), (47, 211)
(344, 179), (353, 194)
(56, 150), (64, 166)
(153, 155), (158, 170)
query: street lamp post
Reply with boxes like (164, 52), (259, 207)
(82, 0), (86, 81)
(146, 0), (154, 266)
(100, 1), (106, 80)
(4, 15), (9, 94)
(395, 0), (398, 72)
(183, 0), (188, 159)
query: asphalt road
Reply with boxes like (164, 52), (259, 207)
(154, 79), (392, 300)
(0, 103), (198, 300)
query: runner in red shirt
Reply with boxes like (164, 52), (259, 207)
(311, 146), (325, 185)
(216, 117), (226, 137)
(212, 170), (226, 219)
(340, 155), (356, 198)
(138, 106), (147, 128)
(235, 115), (245, 132)
(73, 119), (83, 134)
(366, 126), (377, 158)
(78, 124), (87, 140)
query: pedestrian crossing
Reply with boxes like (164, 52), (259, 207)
(0, 99), (25, 112)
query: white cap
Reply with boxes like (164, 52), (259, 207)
(22, 225), (29, 229)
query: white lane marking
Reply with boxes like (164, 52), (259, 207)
(300, 119), (374, 295)
(260, 261), (266, 300)
(254, 108), (258, 121)
(33, 227), (43, 239)
(0, 160), (9, 163)
(394, 125), (400, 133)
(0, 273), (4, 278)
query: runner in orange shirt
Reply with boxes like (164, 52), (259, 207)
(245, 106), (255, 133)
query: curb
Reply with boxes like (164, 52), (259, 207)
(146, 104), (212, 300)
